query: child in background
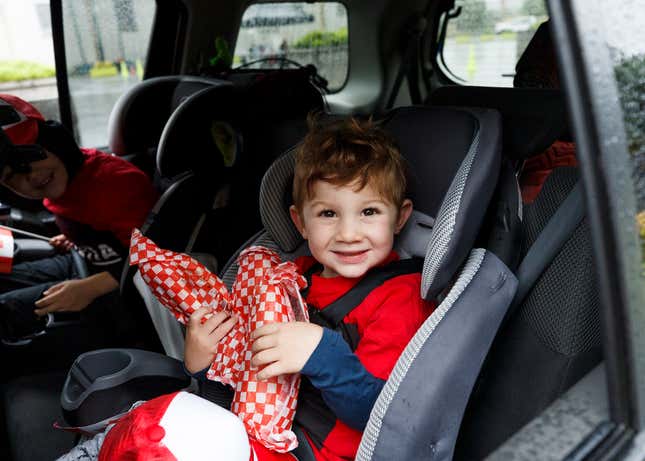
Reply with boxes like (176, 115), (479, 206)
(0, 94), (158, 346)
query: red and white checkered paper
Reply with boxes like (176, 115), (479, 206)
(129, 229), (308, 453)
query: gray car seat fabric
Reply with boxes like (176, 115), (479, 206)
(384, 107), (503, 299)
(357, 249), (517, 461)
(133, 272), (185, 360)
(455, 167), (601, 459)
(348, 106), (518, 461)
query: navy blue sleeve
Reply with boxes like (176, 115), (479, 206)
(183, 363), (208, 381)
(301, 328), (385, 430)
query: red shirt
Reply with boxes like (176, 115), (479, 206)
(520, 141), (577, 204)
(251, 253), (435, 461)
(43, 148), (158, 275)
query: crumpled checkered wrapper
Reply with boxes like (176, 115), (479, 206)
(129, 229), (308, 452)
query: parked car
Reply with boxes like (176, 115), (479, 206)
(494, 15), (538, 34)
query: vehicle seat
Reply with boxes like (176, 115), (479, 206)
(107, 75), (230, 178)
(455, 164), (600, 459)
(123, 74), (326, 354)
(428, 85), (601, 458)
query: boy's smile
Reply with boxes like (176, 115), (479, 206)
(290, 180), (412, 279)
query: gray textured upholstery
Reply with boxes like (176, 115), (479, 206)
(258, 149), (302, 252)
(357, 250), (518, 461)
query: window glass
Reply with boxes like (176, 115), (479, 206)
(62, 0), (156, 147)
(234, 2), (348, 91)
(604, 1), (645, 271)
(439, 0), (548, 87)
(0, 1), (59, 119)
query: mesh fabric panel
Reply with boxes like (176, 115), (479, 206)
(421, 129), (480, 298)
(519, 167), (600, 356)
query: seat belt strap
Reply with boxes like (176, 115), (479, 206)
(511, 181), (585, 310)
(311, 258), (424, 327)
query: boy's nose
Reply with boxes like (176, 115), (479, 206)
(336, 217), (361, 242)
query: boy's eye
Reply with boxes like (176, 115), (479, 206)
(362, 207), (380, 216)
(319, 209), (336, 218)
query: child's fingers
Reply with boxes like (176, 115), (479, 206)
(188, 307), (210, 327)
(203, 311), (229, 331)
(251, 333), (277, 353)
(250, 323), (279, 340)
(210, 314), (237, 340)
(251, 348), (280, 368)
(257, 361), (284, 381)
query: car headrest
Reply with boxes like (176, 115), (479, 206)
(259, 106), (502, 299)
(154, 69), (327, 179)
(428, 86), (567, 160)
(156, 85), (243, 179)
(107, 76), (230, 156)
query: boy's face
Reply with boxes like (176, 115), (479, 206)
(290, 179), (412, 279)
(0, 149), (68, 200)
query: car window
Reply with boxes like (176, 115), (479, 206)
(0, 1), (59, 118)
(62, 0), (156, 147)
(438, 0), (548, 87)
(233, 2), (348, 92)
(610, 17), (645, 272)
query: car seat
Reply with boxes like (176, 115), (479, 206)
(107, 67), (327, 180)
(107, 75), (230, 177)
(121, 73), (326, 354)
(427, 85), (602, 458)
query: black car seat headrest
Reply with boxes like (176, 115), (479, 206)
(259, 106), (502, 299)
(155, 69), (327, 180)
(428, 86), (567, 160)
(155, 85), (243, 180)
(107, 76), (230, 156)
(514, 20), (559, 90)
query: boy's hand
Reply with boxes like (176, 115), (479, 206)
(251, 322), (323, 380)
(184, 307), (238, 374)
(34, 279), (95, 315)
(49, 234), (74, 252)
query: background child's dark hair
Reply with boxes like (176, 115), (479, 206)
(36, 120), (84, 180)
(293, 114), (407, 211)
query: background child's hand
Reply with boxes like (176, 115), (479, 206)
(34, 279), (96, 315)
(250, 322), (323, 380)
(49, 234), (75, 252)
(184, 307), (237, 374)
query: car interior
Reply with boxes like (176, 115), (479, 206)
(0, 0), (605, 460)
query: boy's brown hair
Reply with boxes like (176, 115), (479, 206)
(293, 115), (407, 211)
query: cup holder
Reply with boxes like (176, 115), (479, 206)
(77, 350), (132, 380)
(60, 348), (191, 428)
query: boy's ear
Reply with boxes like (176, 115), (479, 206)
(289, 205), (307, 239)
(395, 199), (413, 234)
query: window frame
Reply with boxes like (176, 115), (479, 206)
(430, 1), (548, 89)
(517, 0), (645, 455)
(47, 0), (184, 145)
(462, 0), (645, 456)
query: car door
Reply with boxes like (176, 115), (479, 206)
(487, 0), (645, 458)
